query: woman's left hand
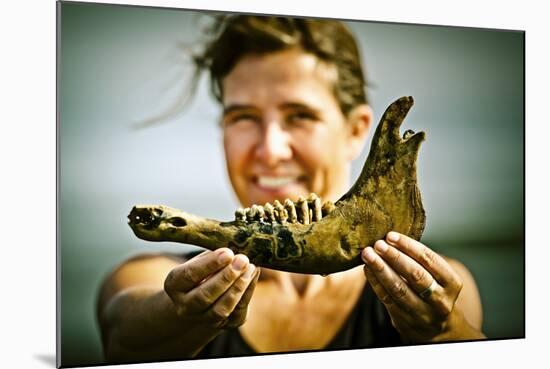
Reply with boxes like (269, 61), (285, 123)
(362, 231), (482, 343)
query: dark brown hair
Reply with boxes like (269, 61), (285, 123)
(193, 15), (369, 116)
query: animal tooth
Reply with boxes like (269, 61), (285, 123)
(256, 205), (265, 222)
(128, 96), (426, 275)
(264, 203), (275, 222)
(284, 199), (298, 223)
(235, 196), (326, 226)
(248, 205), (259, 221)
(273, 200), (287, 223)
(296, 196), (309, 225)
(235, 208), (246, 222)
(244, 207), (253, 222)
(321, 201), (335, 217)
(308, 193), (322, 221)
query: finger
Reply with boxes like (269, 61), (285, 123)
(373, 240), (437, 296)
(230, 267), (261, 315)
(363, 264), (416, 327)
(203, 263), (257, 327)
(164, 248), (234, 294)
(374, 240), (458, 317)
(385, 232), (461, 290)
(193, 249), (214, 259)
(362, 246), (426, 312)
(184, 254), (250, 312)
(363, 263), (393, 306)
(225, 267), (262, 328)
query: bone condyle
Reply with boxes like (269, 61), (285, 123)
(128, 96), (426, 275)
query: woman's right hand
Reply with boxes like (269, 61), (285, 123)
(164, 248), (260, 330)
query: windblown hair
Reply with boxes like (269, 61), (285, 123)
(192, 15), (369, 116)
(136, 15), (369, 128)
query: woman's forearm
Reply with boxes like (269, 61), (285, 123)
(99, 286), (221, 362)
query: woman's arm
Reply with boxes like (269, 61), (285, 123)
(96, 249), (260, 363)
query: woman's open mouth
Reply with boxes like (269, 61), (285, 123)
(257, 175), (298, 189)
(252, 175), (308, 197)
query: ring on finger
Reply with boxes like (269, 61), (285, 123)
(418, 278), (438, 299)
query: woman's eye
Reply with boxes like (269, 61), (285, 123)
(286, 112), (317, 124)
(225, 114), (260, 126)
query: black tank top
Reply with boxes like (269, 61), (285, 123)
(195, 282), (403, 358)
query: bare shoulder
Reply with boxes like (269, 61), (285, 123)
(96, 252), (188, 317)
(443, 256), (483, 329)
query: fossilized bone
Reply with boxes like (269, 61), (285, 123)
(128, 96), (426, 275)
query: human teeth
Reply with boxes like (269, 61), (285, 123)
(257, 176), (296, 188)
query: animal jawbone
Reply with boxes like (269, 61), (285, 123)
(128, 96), (426, 275)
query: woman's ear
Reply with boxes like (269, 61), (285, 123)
(345, 104), (373, 160)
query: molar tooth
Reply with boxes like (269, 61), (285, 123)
(235, 208), (246, 222)
(273, 200), (288, 223)
(264, 203), (275, 222)
(255, 205), (265, 221)
(281, 208), (289, 223)
(307, 193), (318, 202)
(322, 201), (336, 217)
(244, 207), (253, 222)
(249, 205), (260, 221)
(284, 198), (297, 223)
(297, 196), (309, 225)
(308, 194), (322, 221)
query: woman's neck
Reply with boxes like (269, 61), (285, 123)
(259, 267), (363, 299)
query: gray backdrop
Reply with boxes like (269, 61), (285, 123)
(59, 2), (524, 366)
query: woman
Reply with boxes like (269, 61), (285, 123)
(96, 15), (485, 363)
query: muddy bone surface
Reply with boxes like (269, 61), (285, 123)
(128, 96), (426, 275)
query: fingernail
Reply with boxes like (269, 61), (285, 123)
(243, 264), (256, 278)
(232, 255), (248, 271)
(218, 250), (233, 264)
(362, 247), (376, 264)
(374, 241), (388, 253)
(387, 231), (400, 243)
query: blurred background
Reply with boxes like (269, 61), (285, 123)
(59, 2), (524, 366)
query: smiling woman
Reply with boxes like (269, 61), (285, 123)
(96, 14), (485, 364)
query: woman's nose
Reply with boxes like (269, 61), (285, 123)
(255, 121), (292, 167)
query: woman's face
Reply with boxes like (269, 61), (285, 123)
(221, 48), (371, 208)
